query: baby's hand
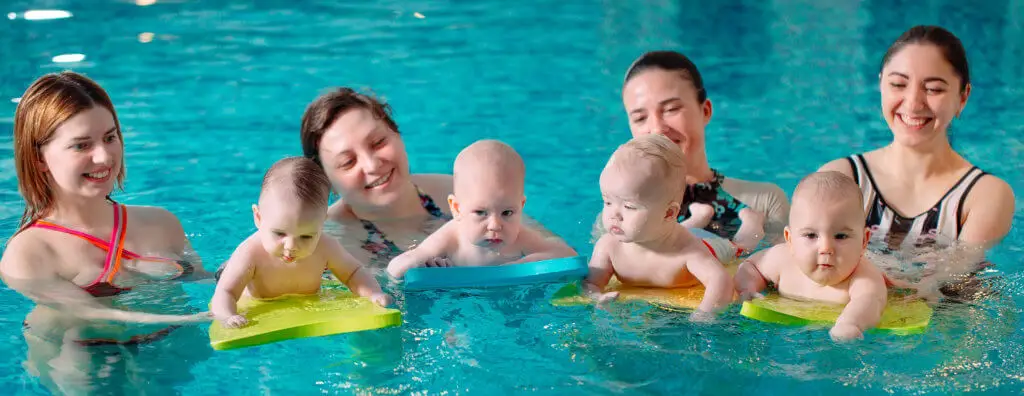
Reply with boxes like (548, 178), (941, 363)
(738, 290), (765, 302)
(369, 292), (394, 307)
(222, 315), (248, 329)
(689, 309), (716, 323)
(424, 257), (452, 268)
(829, 323), (863, 342)
(585, 290), (619, 305)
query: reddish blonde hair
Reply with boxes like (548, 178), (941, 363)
(13, 71), (126, 229)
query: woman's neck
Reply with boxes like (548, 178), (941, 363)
(45, 195), (114, 229)
(684, 151), (716, 185)
(346, 181), (426, 222)
(881, 138), (965, 181)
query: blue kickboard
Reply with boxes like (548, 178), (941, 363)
(403, 256), (590, 290)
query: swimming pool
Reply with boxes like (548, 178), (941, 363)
(2, 0), (1023, 394)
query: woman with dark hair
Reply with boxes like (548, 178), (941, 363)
(818, 26), (1015, 294)
(620, 51), (791, 252)
(299, 88), (455, 265)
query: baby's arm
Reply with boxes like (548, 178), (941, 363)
(734, 245), (783, 300)
(684, 251), (734, 316)
(386, 222), (456, 278)
(506, 228), (577, 265)
(385, 222), (454, 278)
(831, 260), (887, 341)
(583, 236), (619, 303)
(324, 238), (391, 307)
(210, 238), (258, 328)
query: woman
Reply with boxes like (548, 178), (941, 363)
(620, 51), (791, 247)
(1, 72), (211, 392)
(301, 88), (572, 267)
(300, 88), (454, 265)
(818, 26), (1015, 293)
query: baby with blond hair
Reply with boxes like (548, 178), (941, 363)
(387, 140), (576, 278)
(586, 134), (734, 318)
(212, 157), (391, 328)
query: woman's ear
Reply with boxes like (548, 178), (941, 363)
(701, 98), (713, 125)
(958, 83), (972, 118)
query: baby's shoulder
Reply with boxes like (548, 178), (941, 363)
(232, 233), (269, 261)
(424, 220), (460, 246)
(755, 244), (793, 276)
(593, 233), (623, 253)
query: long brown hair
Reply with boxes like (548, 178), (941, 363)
(13, 71), (126, 230)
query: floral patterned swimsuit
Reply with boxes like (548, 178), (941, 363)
(359, 186), (451, 262)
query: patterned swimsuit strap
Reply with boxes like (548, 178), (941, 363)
(360, 185), (450, 259)
(32, 203), (186, 272)
(31, 203), (127, 285)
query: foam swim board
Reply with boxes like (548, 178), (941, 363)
(550, 278), (709, 311)
(740, 293), (933, 335)
(403, 255), (589, 290)
(209, 282), (402, 351)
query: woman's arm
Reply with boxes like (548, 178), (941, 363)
(722, 178), (791, 244)
(158, 207), (216, 280)
(958, 175), (1015, 248)
(1, 239), (210, 325)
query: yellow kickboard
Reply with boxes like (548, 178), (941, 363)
(551, 278), (709, 311)
(209, 282), (401, 351)
(740, 293), (932, 335)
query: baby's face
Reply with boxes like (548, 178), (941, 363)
(785, 196), (868, 286)
(598, 165), (670, 243)
(254, 191), (327, 263)
(451, 178), (525, 250)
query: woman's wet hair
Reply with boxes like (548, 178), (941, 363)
(880, 25), (970, 93)
(623, 50), (707, 103)
(12, 71), (126, 229)
(300, 88), (400, 167)
(260, 156), (331, 209)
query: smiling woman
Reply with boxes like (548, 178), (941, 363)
(818, 25), (1016, 294)
(300, 88), (454, 265)
(0, 71), (212, 394)
(619, 51), (791, 250)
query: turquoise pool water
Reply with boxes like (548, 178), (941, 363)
(2, 0), (1023, 394)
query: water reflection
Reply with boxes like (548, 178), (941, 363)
(8, 10), (73, 21)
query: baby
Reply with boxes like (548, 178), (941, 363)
(386, 140), (577, 278)
(734, 171), (887, 341)
(212, 157), (392, 328)
(586, 134), (734, 318)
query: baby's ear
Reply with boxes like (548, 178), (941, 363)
(783, 226), (791, 243)
(252, 204), (261, 227)
(665, 202), (681, 221)
(447, 194), (459, 217)
(861, 227), (871, 250)
(521, 195), (527, 208)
